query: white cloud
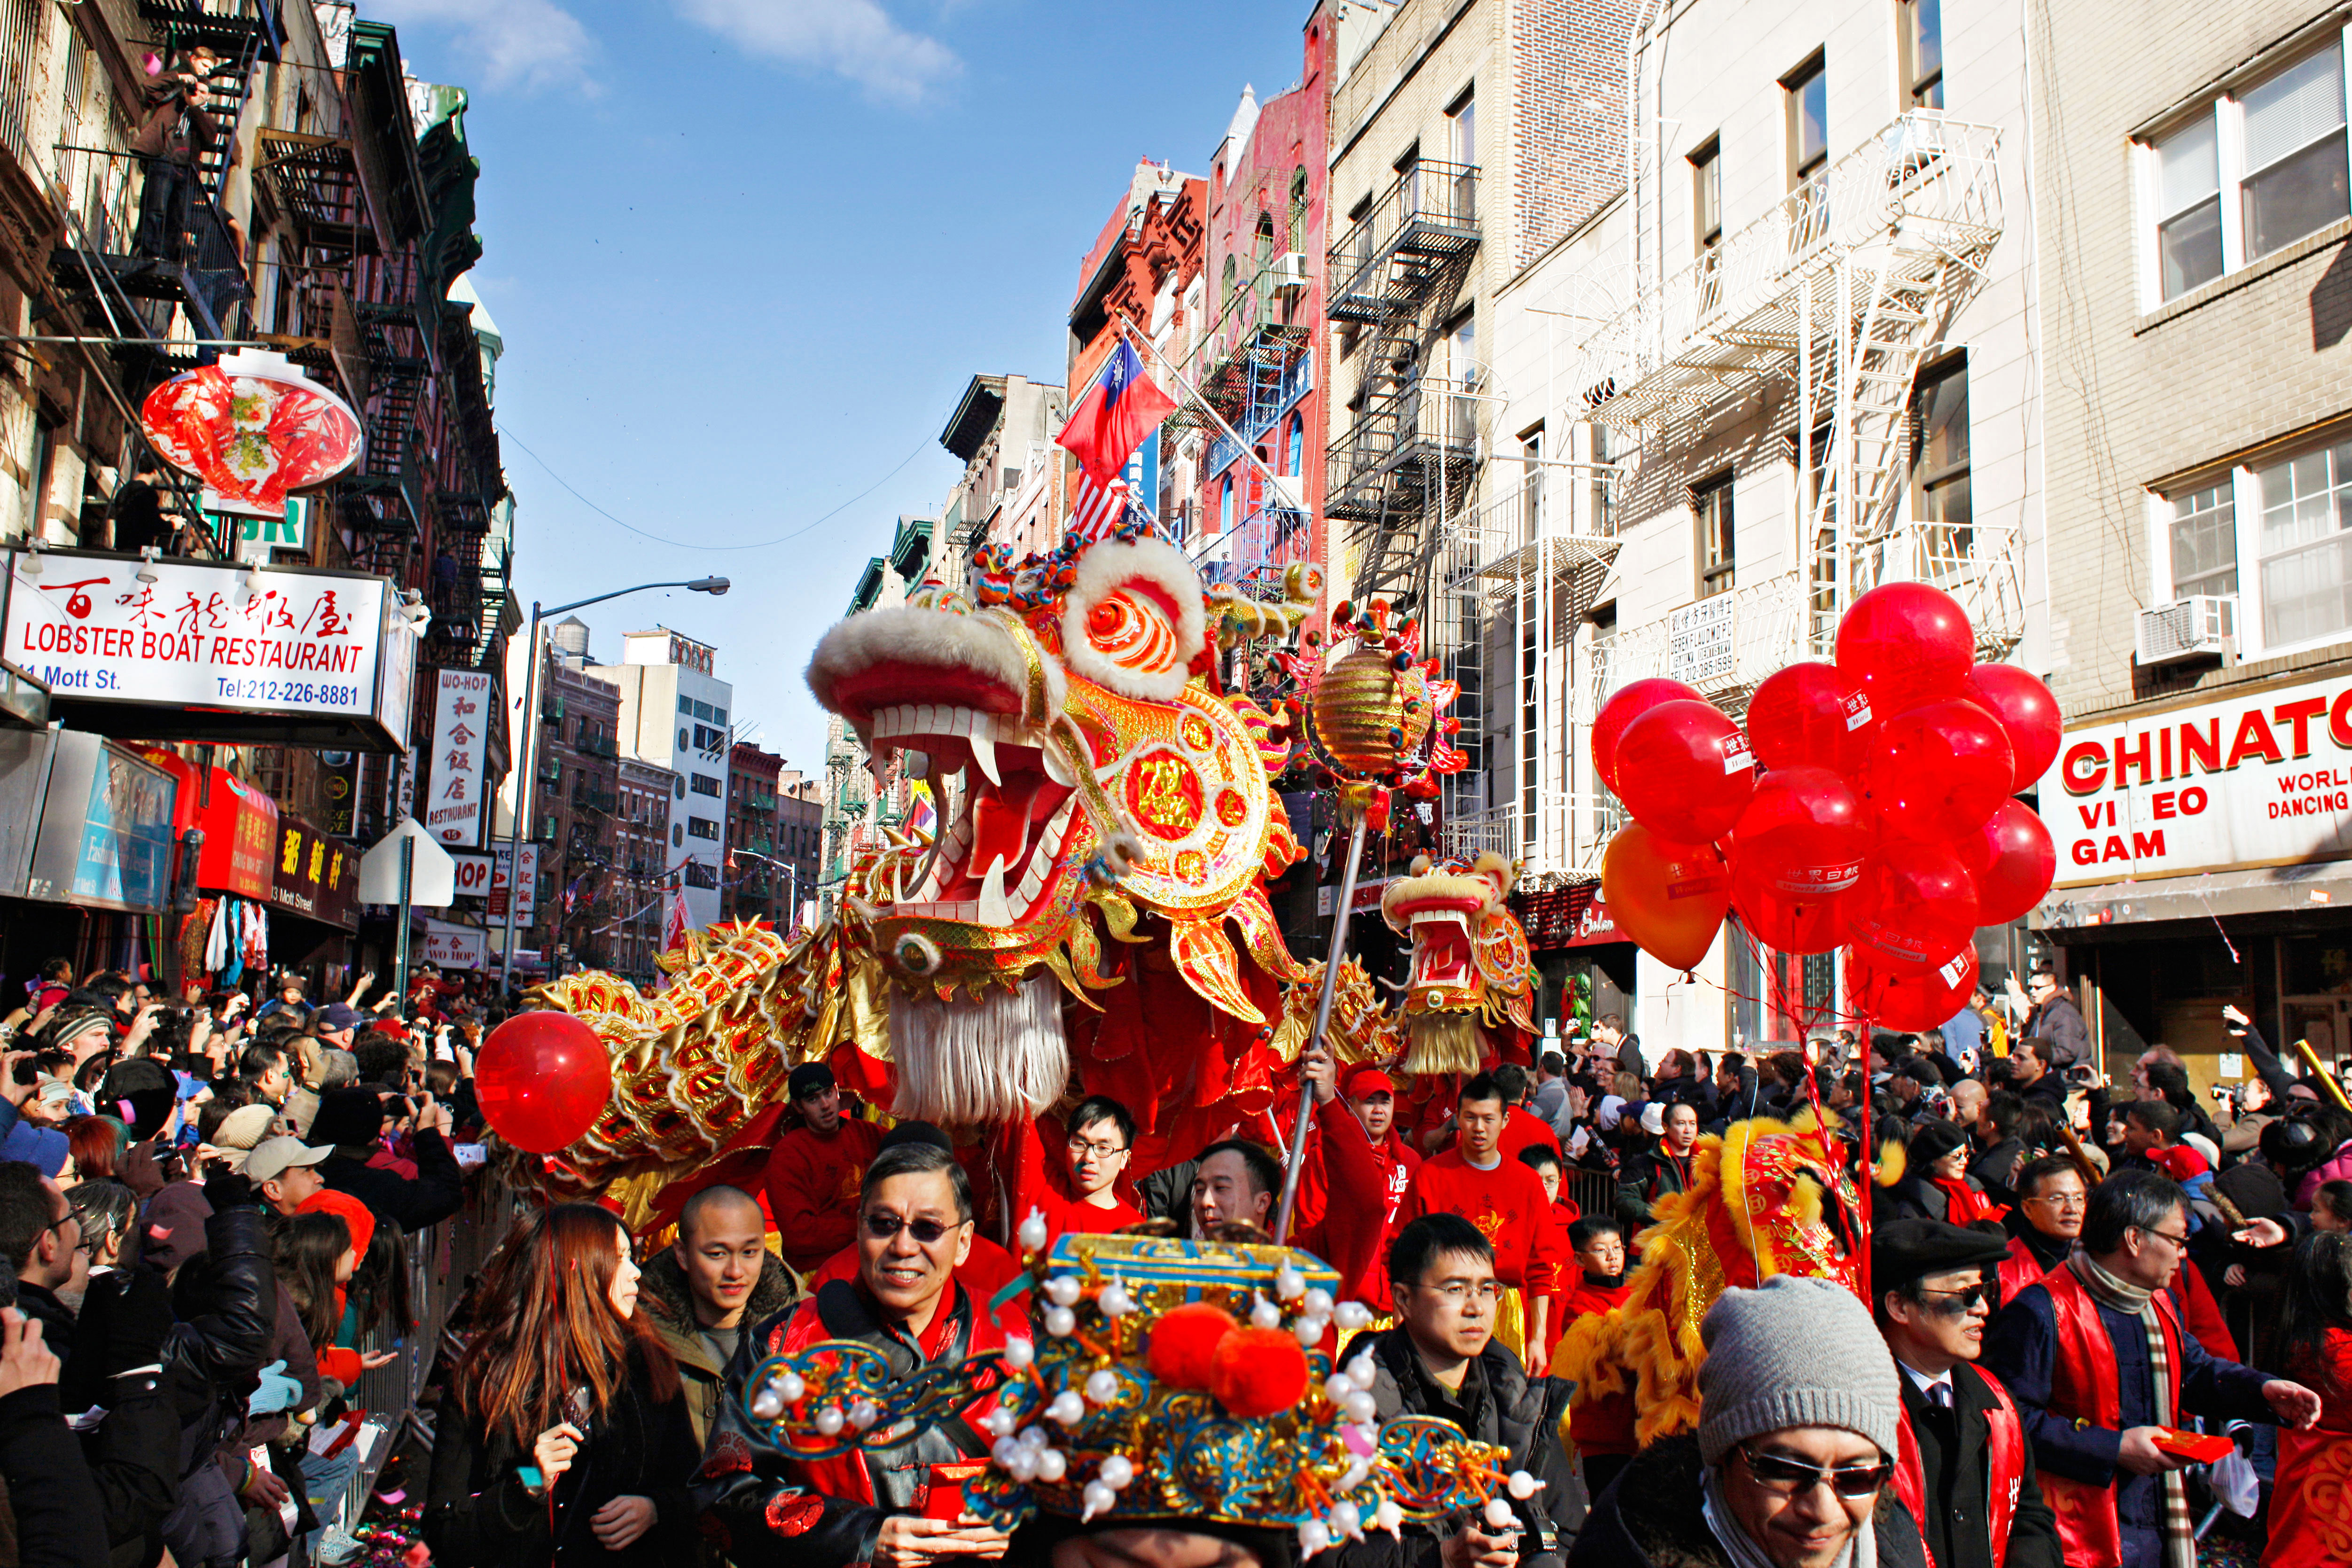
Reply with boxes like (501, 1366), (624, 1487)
(367, 0), (598, 94)
(677, 0), (961, 105)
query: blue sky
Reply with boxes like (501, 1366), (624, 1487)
(368, 0), (1314, 772)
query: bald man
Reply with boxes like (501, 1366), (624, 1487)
(642, 1184), (797, 1443)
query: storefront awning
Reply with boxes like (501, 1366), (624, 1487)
(2035, 858), (2352, 935)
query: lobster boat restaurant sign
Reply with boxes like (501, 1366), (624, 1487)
(2054, 671), (2352, 886)
(1, 549), (410, 750)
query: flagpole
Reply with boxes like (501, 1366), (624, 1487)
(1115, 313), (1294, 504)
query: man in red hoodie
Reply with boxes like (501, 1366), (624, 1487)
(1341, 1066), (1420, 1302)
(761, 1063), (884, 1274)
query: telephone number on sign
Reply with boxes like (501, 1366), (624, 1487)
(212, 678), (361, 706)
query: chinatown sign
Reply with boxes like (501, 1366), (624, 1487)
(2053, 671), (2352, 887)
(0, 549), (413, 751)
(139, 351), (362, 518)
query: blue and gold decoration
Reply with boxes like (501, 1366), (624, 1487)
(735, 1232), (1536, 1555)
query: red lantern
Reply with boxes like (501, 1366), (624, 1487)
(1613, 699), (1756, 843)
(475, 1012), (613, 1154)
(1834, 582), (1974, 719)
(1845, 839), (1979, 973)
(1601, 823), (1731, 971)
(1746, 662), (1876, 774)
(1958, 798), (2058, 924)
(1848, 945), (1980, 1031)
(1963, 663), (2064, 791)
(1592, 679), (1703, 793)
(1732, 865), (1849, 955)
(1859, 699), (2016, 843)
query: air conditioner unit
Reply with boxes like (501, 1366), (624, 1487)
(2135, 594), (2236, 664)
(1269, 252), (1309, 292)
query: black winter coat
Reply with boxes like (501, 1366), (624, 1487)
(424, 1343), (699, 1568)
(0, 1384), (109, 1568)
(16, 1271), (180, 1568)
(319, 1128), (464, 1233)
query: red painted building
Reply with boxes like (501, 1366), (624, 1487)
(1066, 163), (1208, 521)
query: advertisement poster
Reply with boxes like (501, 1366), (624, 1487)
(421, 919), (488, 970)
(426, 669), (492, 848)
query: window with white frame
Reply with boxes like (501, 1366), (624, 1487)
(2167, 479), (2236, 599)
(2158, 434), (2352, 655)
(2146, 38), (2350, 305)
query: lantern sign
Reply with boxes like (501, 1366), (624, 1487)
(139, 350), (363, 519)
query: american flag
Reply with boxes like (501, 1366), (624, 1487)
(1069, 470), (1134, 543)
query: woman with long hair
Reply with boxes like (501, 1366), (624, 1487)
(2263, 1230), (2352, 1565)
(424, 1204), (696, 1567)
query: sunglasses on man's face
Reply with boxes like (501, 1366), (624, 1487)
(1738, 1445), (1893, 1498)
(1915, 1281), (1994, 1316)
(862, 1211), (961, 1245)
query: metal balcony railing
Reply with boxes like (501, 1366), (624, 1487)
(1446, 796), (1623, 876)
(1596, 570), (1808, 703)
(48, 144), (251, 338)
(1188, 504), (1313, 597)
(1328, 160), (1481, 323)
(1578, 113), (2001, 426)
(1206, 348), (1316, 476)
(1326, 375), (1483, 525)
(1450, 479), (1622, 605)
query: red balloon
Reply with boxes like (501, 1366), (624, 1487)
(1747, 662), (1876, 774)
(1860, 698), (2016, 842)
(1845, 839), (1979, 973)
(476, 1012), (613, 1154)
(1964, 663), (2063, 791)
(1601, 823), (1731, 971)
(1730, 765), (1871, 897)
(1835, 582), (1974, 718)
(1613, 699), (1757, 843)
(1592, 678), (1703, 792)
(1958, 798), (2058, 924)
(1847, 944), (1981, 1031)
(1732, 864), (1849, 955)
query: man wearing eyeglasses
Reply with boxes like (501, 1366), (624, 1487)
(1571, 1273), (1923, 1568)
(1996, 1155), (2086, 1304)
(1872, 1218), (2063, 1568)
(1982, 1168), (2322, 1568)
(701, 1140), (1026, 1568)
(1019, 1095), (1144, 1246)
(1326, 1214), (1578, 1568)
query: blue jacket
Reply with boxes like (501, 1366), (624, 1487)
(0, 1096), (69, 1175)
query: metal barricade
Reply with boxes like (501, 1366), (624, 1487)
(1564, 1168), (1618, 1225)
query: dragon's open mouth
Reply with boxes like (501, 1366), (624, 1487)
(865, 701), (1078, 928)
(1398, 898), (1484, 991)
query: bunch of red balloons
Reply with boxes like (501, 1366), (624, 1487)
(1595, 582), (2059, 1030)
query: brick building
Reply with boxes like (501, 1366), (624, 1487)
(723, 740), (782, 926)
(521, 625), (622, 972)
(777, 771), (821, 929)
(2030, 0), (2352, 1088)
(609, 755), (675, 986)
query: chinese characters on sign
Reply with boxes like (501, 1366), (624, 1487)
(428, 670), (492, 848)
(6, 555), (386, 721)
(1668, 594), (1737, 686)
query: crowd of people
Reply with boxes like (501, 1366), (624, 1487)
(0, 954), (2347, 1568)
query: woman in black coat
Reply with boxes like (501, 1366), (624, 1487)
(424, 1205), (699, 1568)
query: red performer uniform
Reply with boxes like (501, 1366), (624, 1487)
(1395, 1147), (1564, 1351)
(1996, 1234), (2055, 1306)
(1498, 1104), (1563, 1163)
(2266, 1325), (2352, 1567)
(1008, 1116), (1145, 1245)
(760, 1115), (884, 1274)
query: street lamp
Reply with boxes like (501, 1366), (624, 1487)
(498, 577), (730, 992)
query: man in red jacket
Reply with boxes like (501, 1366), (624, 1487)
(760, 1063), (884, 1274)
(1395, 1071), (1565, 1372)
(698, 1141), (1023, 1568)
(1341, 1066), (1420, 1302)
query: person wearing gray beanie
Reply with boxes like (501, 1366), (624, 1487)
(1568, 1273), (1924, 1568)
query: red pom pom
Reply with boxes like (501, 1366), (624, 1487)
(1147, 1303), (1240, 1389)
(1208, 1326), (1311, 1417)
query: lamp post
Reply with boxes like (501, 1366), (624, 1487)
(498, 577), (728, 994)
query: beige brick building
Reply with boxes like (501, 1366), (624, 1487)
(2033, 1), (2352, 1085)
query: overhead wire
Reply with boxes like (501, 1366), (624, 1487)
(496, 423), (934, 552)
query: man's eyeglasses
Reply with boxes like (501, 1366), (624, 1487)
(2024, 1192), (2087, 1210)
(1737, 1445), (1893, 1498)
(1414, 1280), (1503, 1303)
(1067, 1136), (1128, 1161)
(863, 1211), (962, 1246)
(1915, 1282), (1993, 1316)
(2138, 1225), (2193, 1251)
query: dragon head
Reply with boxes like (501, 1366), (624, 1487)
(1377, 852), (1535, 1075)
(805, 532), (1317, 1126)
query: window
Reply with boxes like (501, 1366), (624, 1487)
(1289, 166), (1309, 247)
(2146, 40), (2351, 304)
(1691, 139), (1722, 252)
(2167, 480), (2237, 597)
(691, 772), (719, 796)
(1911, 356), (1972, 568)
(1447, 92), (1477, 219)
(1520, 429), (1544, 545)
(1219, 476), (1233, 534)
(1901, 0), (1944, 109)
(2258, 439), (2352, 645)
(1695, 472), (1736, 598)
(677, 694), (693, 714)
(688, 817), (719, 841)
(1221, 255), (1238, 309)
(1286, 415), (1303, 480)
(1785, 54), (1828, 188)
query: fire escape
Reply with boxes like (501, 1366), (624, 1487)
(1171, 322), (1314, 599)
(1576, 114), (2008, 710)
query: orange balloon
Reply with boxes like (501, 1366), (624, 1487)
(1601, 823), (1731, 971)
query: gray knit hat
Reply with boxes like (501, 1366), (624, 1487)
(1696, 1274), (1901, 1465)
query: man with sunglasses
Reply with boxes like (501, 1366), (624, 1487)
(1571, 1274), (1923, 1568)
(701, 1141), (1026, 1568)
(1982, 1169), (2322, 1568)
(763, 1062), (885, 1274)
(1872, 1219), (2062, 1568)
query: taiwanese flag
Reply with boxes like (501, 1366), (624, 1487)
(1056, 340), (1177, 484)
